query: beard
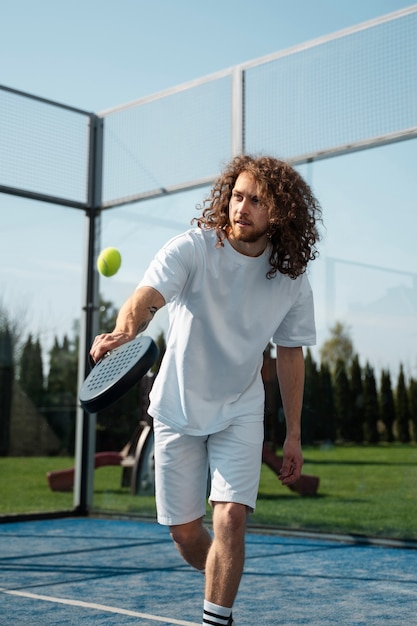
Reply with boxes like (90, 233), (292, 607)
(228, 221), (269, 244)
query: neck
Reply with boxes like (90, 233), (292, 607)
(227, 232), (268, 257)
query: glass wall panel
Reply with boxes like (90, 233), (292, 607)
(0, 195), (85, 516)
(90, 144), (417, 540)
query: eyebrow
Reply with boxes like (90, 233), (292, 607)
(233, 187), (259, 200)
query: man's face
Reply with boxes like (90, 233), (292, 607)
(227, 172), (270, 257)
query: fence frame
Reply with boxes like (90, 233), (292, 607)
(0, 4), (416, 517)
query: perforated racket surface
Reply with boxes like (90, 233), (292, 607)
(79, 335), (158, 413)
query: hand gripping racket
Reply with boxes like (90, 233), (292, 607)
(79, 335), (159, 414)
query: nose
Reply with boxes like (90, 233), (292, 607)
(238, 197), (250, 214)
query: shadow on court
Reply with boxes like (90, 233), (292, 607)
(0, 518), (416, 625)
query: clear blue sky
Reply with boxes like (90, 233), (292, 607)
(1, 0), (413, 112)
(1, 0), (416, 378)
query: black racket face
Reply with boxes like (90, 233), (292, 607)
(79, 335), (158, 413)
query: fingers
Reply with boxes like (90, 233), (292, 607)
(89, 334), (110, 363)
(279, 460), (302, 485)
(90, 332), (131, 363)
(278, 442), (303, 485)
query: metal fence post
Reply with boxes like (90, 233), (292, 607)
(231, 66), (244, 157)
(73, 114), (103, 514)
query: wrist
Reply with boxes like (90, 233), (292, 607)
(285, 431), (301, 442)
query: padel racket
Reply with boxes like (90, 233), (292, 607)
(79, 335), (159, 414)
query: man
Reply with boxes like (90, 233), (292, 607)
(91, 155), (322, 625)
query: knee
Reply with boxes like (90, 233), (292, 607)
(169, 518), (204, 548)
(213, 502), (247, 538)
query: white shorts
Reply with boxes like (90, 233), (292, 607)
(153, 418), (264, 526)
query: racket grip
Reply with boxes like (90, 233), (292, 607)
(89, 350), (109, 370)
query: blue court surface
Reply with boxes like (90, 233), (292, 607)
(0, 517), (416, 625)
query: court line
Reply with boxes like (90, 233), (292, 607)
(0, 587), (200, 626)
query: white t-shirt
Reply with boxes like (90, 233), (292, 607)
(138, 228), (316, 435)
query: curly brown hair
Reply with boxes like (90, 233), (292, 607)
(193, 155), (322, 279)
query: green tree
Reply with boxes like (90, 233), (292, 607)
(19, 335), (44, 406)
(319, 361), (336, 443)
(349, 355), (364, 443)
(0, 329), (14, 456)
(333, 359), (351, 442)
(48, 335), (78, 397)
(98, 298), (119, 333)
(0, 300), (26, 457)
(363, 363), (379, 444)
(0, 298), (26, 357)
(379, 370), (396, 443)
(409, 378), (417, 443)
(320, 321), (354, 374)
(302, 349), (320, 444)
(396, 364), (411, 443)
(45, 335), (78, 452)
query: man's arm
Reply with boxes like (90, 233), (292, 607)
(275, 345), (305, 485)
(90, 286), (165, 362)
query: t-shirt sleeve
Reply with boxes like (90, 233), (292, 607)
(136, 232), (195, 303)
(272, 275), (316, 347)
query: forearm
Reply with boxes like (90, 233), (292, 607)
(90, 286), (165, 361)
(275, 345), (305, 484)
(114, 286), (165, 338)
(276, 345), (305, 440)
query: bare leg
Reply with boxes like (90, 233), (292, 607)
(170, 517), (212, 572)
(204, 502), (247, 608)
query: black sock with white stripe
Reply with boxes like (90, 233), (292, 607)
(202, 600), (233, 625)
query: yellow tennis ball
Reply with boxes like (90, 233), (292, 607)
(97, 247), (122, 277)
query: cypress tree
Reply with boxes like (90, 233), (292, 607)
(396, 364), (411, 443)
(45, 335), (78, 452)
(363, 363), (379, 443)
(0, 329), (14, 456)
(319, 361), (336, 443)
(333, 359), (351, 442)
(302, 349), (320, 444)
(19, 334), (44, 407)
(350, 355), (364, 443)
(409, 378), (417, 443)
(379, 369), (396, 443)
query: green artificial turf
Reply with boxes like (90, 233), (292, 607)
(1, 445), (416, 541)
